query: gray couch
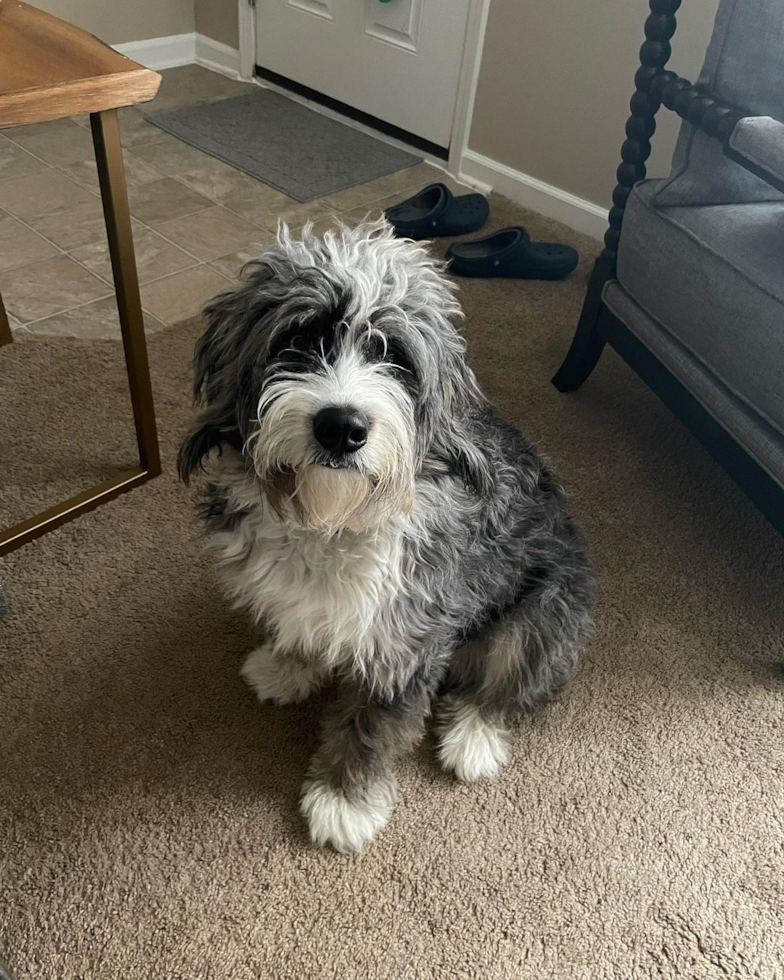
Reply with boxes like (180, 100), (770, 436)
(553, 0), (784, 534)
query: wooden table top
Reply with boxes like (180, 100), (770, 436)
(0, 1), (161, 128)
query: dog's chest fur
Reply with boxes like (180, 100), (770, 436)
(210, 484), (410, 672)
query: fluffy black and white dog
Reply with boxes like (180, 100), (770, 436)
(179, 218), (593, 853)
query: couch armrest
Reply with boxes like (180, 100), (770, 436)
(725, 116), (784, 194)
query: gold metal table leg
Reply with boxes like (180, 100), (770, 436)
(0, 109), (161, 556)
(90, 108), (161, 476)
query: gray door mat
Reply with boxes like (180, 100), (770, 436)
(147, 89), (422, 203)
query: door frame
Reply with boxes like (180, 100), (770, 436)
(238, 0), (256, 80)
(237, 0), (491, 171)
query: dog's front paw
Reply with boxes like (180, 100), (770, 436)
(437, 696), (510, 782)
(300, 777), (397, 853)
(241, 645), (320, 705)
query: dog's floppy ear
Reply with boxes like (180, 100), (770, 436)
(177, 417), (241, 484)
(429, 356), (494, 498)
(431, 415), (493, 498)
(177, 263), (278, 483)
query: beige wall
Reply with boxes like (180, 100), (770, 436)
(28, 0), (195, 44)
(195, 0), (239, 49)
(469, 0), (721, 209)
(28, 0), (240, 48)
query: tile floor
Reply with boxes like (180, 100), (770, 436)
(0, 65), (465, 340)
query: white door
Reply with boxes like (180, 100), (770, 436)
(255, 0), (472, 149)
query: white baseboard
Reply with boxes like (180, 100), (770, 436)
(457, 149), (608, 240)
(195, 36), (242, 80)
(113, 34), (241, 78)
(114, 34), (196, 71)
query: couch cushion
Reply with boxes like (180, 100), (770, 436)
(603, 282), (784, 489)
(655, 0), (784, 208)
(615, 179), (784, 439)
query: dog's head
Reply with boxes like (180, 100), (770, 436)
(178, 218), (489, 532)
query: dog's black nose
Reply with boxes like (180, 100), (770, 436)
(313, 406), (369, 454)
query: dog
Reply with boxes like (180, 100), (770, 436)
(178, 218), (593, 853)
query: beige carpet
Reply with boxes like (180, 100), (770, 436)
(1, 199), (783, 980)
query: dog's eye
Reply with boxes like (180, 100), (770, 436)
(362, 334), (413, 377)
(268, 329), (302, 360)
(269, 310), (341, 364)
(384, 339), (414, 377)
(363, 333), (386, 362)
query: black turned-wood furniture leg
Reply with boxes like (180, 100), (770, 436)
(552, 0), (681, 391)
(551, 255), (610, 391)
(600, 0), (682, 267)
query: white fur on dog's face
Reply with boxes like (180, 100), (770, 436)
(249, 329), (416, 533)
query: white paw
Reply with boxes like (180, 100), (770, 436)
(300, 777), (396, 853)
(438, 698), (510, 782)
(240, 645), (320, 705)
